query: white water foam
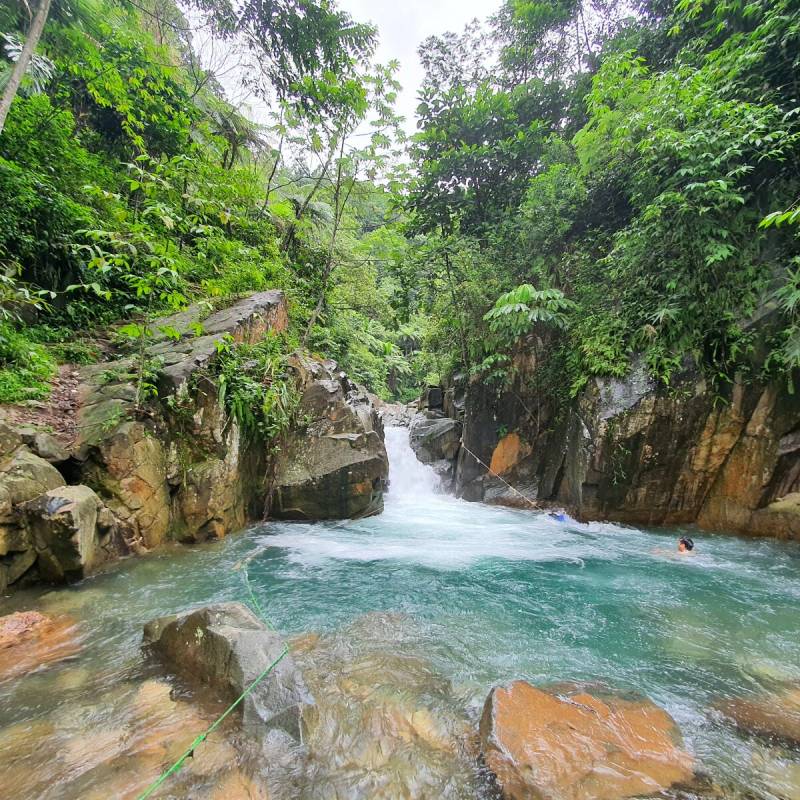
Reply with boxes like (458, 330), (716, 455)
(383, 425), (440, 500)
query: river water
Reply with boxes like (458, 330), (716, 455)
(1, 426), (799, 798)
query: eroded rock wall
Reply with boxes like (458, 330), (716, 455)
(0, 290), (388, 591)
(70, 291), (291, 550)
(448, 357), (800, 539)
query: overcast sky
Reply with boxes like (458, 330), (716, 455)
(335, 0), (503, 130)
(204, 1), (502, 133)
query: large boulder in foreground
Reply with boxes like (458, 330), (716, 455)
(143, 602), (313, 740)
(479, 681), (693, 800)
(271, 355), (388, 520)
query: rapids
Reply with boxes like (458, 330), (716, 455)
(0, 426), (799, 798)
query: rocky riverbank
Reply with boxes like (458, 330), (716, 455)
(0, 291), (388, 593)
(407, 360), (800, 540)
(7, 594), (796, 800)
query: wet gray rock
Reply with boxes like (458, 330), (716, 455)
(409, 412), (462, 464)
(271, 354), (388, 520)
(143, 602), (313, 740)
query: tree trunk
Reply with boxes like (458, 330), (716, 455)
(443, 249), (468, 369)
(302, 139), (354, 345)
(0, 0), (53, 137)
(280, 141), (336, 253)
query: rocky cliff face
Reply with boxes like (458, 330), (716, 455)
(271, 354), (388, 520)
(0, 291), (388, 592)
(432, 358), (800, 540)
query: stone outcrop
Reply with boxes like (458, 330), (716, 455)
(0, 420), (127, 590)
(149, 289), (290, 393)
(271, 355), (388, 520)
(143, 602), (313, 739)
(410, 413), (462, 464)
(409, 411), (462, 484)
(71, 290), (291, 548)
(447, 352), (800, 538)
(479, 680), (693, 800)
(0, 291), (388, 592)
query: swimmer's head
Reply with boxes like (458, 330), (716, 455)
(678, 537), (694, 552)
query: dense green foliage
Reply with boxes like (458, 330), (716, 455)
(2, 0), (800, 419)
(404, 0), (800, 405)
(0, 0), (415, 404)
(213, 333), (299, 446)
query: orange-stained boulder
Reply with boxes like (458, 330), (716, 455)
(490, 432), (531, 476)
(479, 681), (693, 800)
(0, 610), (81, 682)
(716, 684), (800, 747)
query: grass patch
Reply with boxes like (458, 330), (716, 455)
(0, 323), (56, 403)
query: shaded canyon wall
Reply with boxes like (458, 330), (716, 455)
(416, 359), (800, 540)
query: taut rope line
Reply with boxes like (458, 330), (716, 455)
(135, 552), (285, 800)
(458, 442), (540, 510)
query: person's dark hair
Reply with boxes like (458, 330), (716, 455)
(679, 537), (694, 551)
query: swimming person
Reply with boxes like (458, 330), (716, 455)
(678, 536), (695, 554)
(652, 536), (697, 556)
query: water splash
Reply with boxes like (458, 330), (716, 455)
(384, 425), (440, 500)
(0, 426), (799, 798)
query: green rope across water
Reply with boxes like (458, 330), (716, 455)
(136, 551), (284, 800)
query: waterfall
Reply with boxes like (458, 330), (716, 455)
(384, 426), (440, 501)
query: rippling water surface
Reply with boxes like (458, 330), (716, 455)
(1, 426), (799, 798)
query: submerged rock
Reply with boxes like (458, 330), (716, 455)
(479, 680), (693, 800)
(0, 610), (81, 682)
(143, 602), (313, 740)
(716, 684), (800, 747)
(271, 355), (388, 520)
(287, 611), (479, 800)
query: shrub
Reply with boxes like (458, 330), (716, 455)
(0, 323), (56, 403)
